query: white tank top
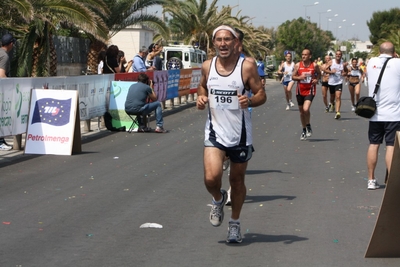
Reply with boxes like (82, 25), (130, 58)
(205, 56), (252, 147)
(283, 62), (294, 82)
(328, 60), (344, 85)
(349, 67), (361, 78)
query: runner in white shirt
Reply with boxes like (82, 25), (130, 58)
(278, 52), (295, 110)
(197, 25), (266, 243)
(325, 50), (348, 119)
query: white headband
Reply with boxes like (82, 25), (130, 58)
(212, 25), (238, 40)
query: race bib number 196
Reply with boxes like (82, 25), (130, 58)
(209, 88), (239, 110)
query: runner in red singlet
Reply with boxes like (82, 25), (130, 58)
(292, 49), (321, 140)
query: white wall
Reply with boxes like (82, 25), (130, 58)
(109, 26), (155, 64)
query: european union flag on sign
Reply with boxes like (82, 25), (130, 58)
(31, 98), (72, 126)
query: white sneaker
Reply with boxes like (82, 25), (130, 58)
(0, 143), (12, 151)
(210, 189), (227, 227)
(367, 179), (380, 190)
(225, 188), (231, 206)
(300, 131), (307, 141)
(223, 159), (230, 171)
(226, 221), (242, 243)
(351, 105), (356, 112)
(290, 101), (295, 107)
(286, 104), (290, 111)
(306, 126), (312, 137)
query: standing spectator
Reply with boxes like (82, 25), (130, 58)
(117, 50), (132, 73)
(146, 43), (163, 69)
(0, 33), (16, 151)
(0, 33), (15, 78)
(103, 45), (122, 74)
(132, 46), (154, 72)
(196, 25), (266, 243)
(292, 48), (321, 141)
(153, 53), (163, 71)
(97, 50), (106, 74)
(365, 42), (400, 190)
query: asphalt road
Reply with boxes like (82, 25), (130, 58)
(1, 80), (399, 267)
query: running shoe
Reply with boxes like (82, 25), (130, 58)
(286, 104), (290, 111)
(223, 159), (230, 171)
(210, 189), (227, 227)
(290, 101), (295, 107)
(351, 105), (356, 112)
(334, 112), (341, 119)
(225, 188), (231, 206)
(306, 126), (313, 137)
(0, 143), (12, 151)
(367, 179), (380, 190)
(325, 106), (329, 113)
(226, 221), (242, 243)
(300, 131), (307, 141)
(329, 103), (335, 112)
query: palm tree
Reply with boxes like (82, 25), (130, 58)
(0, 0), (33, 31)
(229, 13), (271, 59)
(163, 0), (236, 55)
(86, 0), (170, 72)
(370, 29), (400, 57)
(12, 0), (109, 77)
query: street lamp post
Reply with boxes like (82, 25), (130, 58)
(304, 2), (319, 21)
(335, 19), (346, 41)
(346, 23), (356, 40)
(327, 14), (338, 30)
(318, 9), (331, 29)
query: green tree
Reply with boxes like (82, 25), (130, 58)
(369, 29), (400, 57)
(164, 0), (271, 59)
(352, 51), (369, 61)
(7, 0), (109, 77)
(86, 0), (170, 72)
(163, 0), (235, 54)
(0, 0), (33, 32)
(275, 17), (333, 62)
(230, 13), (271, 59)
(367, 8), (400, 45)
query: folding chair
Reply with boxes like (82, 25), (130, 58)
(125, 111), (150, 133)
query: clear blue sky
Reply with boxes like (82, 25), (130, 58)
(149, 0), (400, 41)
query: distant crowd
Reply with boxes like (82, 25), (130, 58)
(97, 43), (163, 74)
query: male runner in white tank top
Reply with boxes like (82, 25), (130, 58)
(197, 25), (266, 243)
(325, 50), (348, 119)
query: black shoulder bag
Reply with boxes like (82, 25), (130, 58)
(355, 57), (392, 118)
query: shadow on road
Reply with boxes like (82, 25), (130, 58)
(307, 138), (339, 142)
(243, 233), (309, 244)
(245, 195), (296, 203)
(246, 169), (286, 175)
(219, 233), (308, 246)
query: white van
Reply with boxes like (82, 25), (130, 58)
(161, 45), (207, 70)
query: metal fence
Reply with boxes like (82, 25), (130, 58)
(53, 36), (90, 64)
